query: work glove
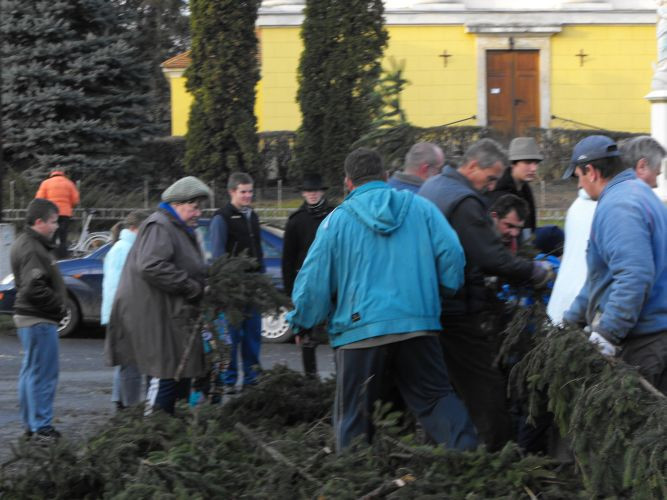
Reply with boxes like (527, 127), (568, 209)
(530, 260), (555, 290)
(184, 279), (204, 303)
(588, 331), (617, 357)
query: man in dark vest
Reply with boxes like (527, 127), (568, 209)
(419, 138), (553, 451)
(209, 172), (264, 393)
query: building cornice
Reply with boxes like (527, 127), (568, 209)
(258, 9), (655, 27)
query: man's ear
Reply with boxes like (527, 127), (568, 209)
(458, 160), (474, 176)
(344, 176), (355, 192)
(417, 163), (430, 177)
(489, 211), (498, 222)
(635, 157), (649, 174)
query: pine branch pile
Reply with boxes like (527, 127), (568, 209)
(3, 305), (665, 498)
(506, 305), (667, 498)
(204, 252), (291, 327)
(1, 366), (583, 499)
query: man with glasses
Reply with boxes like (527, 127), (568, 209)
(107, 176), (211, 415)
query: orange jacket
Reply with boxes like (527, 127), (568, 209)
(35, 171), (80, 217)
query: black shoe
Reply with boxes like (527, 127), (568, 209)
(115, 401), (126, 412)
(223, 385), (237, 395)
(34, 427), (61, 442)
(21, 430), (33, 440)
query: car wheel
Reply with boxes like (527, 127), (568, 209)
(58, 295), (80, 338)
(261, 308), (293, 343)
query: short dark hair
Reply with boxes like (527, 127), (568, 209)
(227, 172), (254, 191)
(488, 194), (529, 221)
(344, 147), (385, 185)
(581, 156), (625, 180)
(27, 198), (58, 226)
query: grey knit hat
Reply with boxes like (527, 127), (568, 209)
(161, 176), (212, 203)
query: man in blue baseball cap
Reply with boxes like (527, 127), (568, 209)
(563, 135), (667, 395)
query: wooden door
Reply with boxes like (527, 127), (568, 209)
(486, 50), (539, 138)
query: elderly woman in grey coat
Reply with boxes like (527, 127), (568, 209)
(106, 176), (211, 415)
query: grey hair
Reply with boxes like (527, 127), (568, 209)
(227, 172), (254, 191)
(619, 135), (666, 172)
(460, 138), (508, 170)
(403, 142), (444, 172)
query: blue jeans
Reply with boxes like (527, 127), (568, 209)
(222, 311), (262, 386)
(17, 323), (59, 432)
(333, 336), (478, 452)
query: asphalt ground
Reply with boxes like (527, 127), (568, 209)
(0, 325), (334, 464)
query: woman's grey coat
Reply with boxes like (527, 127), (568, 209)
(106, 208), (207, 379)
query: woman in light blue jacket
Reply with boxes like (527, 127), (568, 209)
(102, 211), (148, 410)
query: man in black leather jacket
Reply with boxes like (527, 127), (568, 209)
(419, 139), (552, 451)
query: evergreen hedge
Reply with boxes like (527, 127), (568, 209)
(184, 0), (260, 183)
(294, 0), (388, 189)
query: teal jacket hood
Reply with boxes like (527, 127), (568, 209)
(341, 181), (413, 235)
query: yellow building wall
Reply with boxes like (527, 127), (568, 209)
(385, 26), (477, 126)
(169, 74), (192, 137)
(168, 24), (655, 136)
(258, 27), (302, 131)
(551, 25), (655, 133)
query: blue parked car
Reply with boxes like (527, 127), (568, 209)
(0, 223), (293, 342)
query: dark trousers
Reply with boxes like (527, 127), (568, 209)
(55, 216), (70, 258)
(621, 331), (667, 395)
(144, 377), (191, 415)
(333, 336), (478, 452)
(440, 314), (513, 451)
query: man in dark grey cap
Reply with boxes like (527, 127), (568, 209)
(563, 135), (667, 395)
(486, 137), (543, 240)
(106, 176), (212, 414)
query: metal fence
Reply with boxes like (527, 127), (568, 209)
(1, 207), (566, 226)
(0, 207), (298, 227)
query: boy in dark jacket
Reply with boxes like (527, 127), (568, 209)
(11, 198), (66, 440)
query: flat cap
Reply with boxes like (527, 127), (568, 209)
(161, 176), (212, 203)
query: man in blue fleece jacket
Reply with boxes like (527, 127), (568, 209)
(563, 135), (667, 394)
(287, 148), (477, 452)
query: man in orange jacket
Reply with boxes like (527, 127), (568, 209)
(35, 170), (80, 258)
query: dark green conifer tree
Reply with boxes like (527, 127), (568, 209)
(184, 0), (260, 183)
(0, 0), (154, 180)
(294, 0), (388, 189)
(112, 0), (190, 133)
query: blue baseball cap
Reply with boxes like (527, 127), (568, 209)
(562, 135), (620, 179)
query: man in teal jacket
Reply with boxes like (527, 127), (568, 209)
(287, 148), (477, 452)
